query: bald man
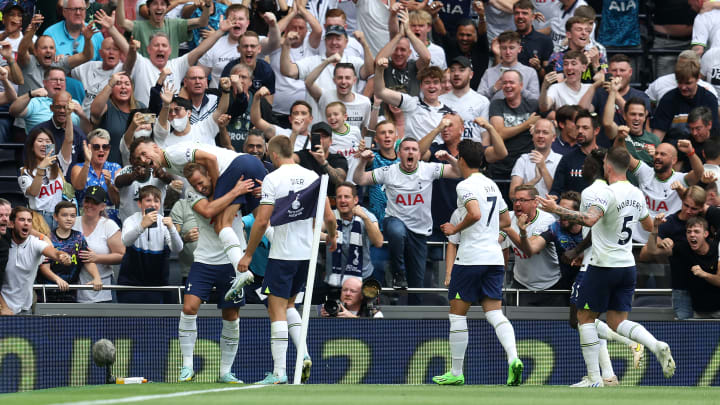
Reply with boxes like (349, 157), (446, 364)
(182, 66), (219, 125)
(509, 119), (563, 199)
(29, 90), (88, 169)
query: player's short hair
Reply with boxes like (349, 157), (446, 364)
(146, 0), (170, 6)
(87, 128), (111, 143)
(10, 206), (32, 222)
(336, 181), (358, 197)
(497, 31), (521, 45)
(376, 120), (395, 133)
(290, 100), (312, 115)
(53, 201), (76, 216)
(515, 184), (538, 199)
(687, 216), (709, 232)
(456, 18), (475, 29)
(398, 137), (418, 149)
(326, 101), (346, 115)
(267, 135), (294, 159)
(501, 69), (523, 84)
(683, 185), (707, 207)
(574, 5), (596, 21)
(240, 30), (260, 41)
(609, 53), (632, 65)
(230, 63), (254, 79)
(458, 139), (485, 169)
(564, 49), (588, 66)
(565, 16), (587, 32)
(606, 146), (631, 172)
(675, 59), (701, 82)
(247, 128), (265, 140)
(513, 0), (535, 12)
(623, 97), (647, 114)
(44, 67), (66, 80)
(556, 105), (580, 126)
(326, 8), (347, 21)
(129, 137), (155, 160)
(559, 191), (581, 210)
(148, 31), (170, 45)
(417, 66), (444, 82)
(704, 138), (720, 160)
(575, 109), (599, 130)
(0, 197), (10, 208)
(334, 62), (356, 76)
(688, 106), (712, 125)
(225, 4), (250, 18)
(409, 10), (432, 25)
(139, 185), (162, 201)
(183, 162), (207, 179)
(582, 148), (606, 184)
(678, 50), (701, 64)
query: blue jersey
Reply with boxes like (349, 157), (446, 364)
(597, 0), (640, 47)
(540, 221), (582, 280)
(366, 149), (399, 230)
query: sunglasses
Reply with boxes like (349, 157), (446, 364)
(91, 144), (110, 151)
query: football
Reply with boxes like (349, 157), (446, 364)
(92, 339), (116, 367)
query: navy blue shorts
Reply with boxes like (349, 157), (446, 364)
(261, 259), (309, 299)
(570, 271), (585, 306)
(185, 262), (245, 308)
(576, 265), (636, 313)
(447, 264), (504, 303)
(214, 154), (267, 212)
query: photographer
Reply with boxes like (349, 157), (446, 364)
(321, 277), (383, 319)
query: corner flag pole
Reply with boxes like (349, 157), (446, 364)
(293, 174), (329, 385)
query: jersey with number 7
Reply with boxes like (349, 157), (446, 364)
(589, 181), (649, 268)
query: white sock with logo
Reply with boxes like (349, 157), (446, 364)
(579, 323), (601, 382)
(220, 319), (240, 376)
(448, 314), (468, 376)
(179, 312), (197, 369)
(485, 309), (518, 364)
(270, 321), (289, 377)
(616, 320), (659, 354)
(287, 307), (309, 358)
(598, 339), (615, 379)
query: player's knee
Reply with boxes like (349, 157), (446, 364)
(182, 301), (199, 315)
(222, 309), (239, 321)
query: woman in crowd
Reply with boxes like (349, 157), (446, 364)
(70, 129), (122, 224)
(73, 186), (125, 303)
(90, 72), (146, 165)
(18, 126), (73, 229)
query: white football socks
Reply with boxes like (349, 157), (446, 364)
(448, 314), (468, 377)
(220, 319), (240, 376)
(617, 320), (659, 354)
(270, 321), (289, 377)
(219, 227), (243, 271)
(579, 323), (601, 382)
(179, 312), (197, 369)
(486, 309), (518, 365)
(598, 339), (615, 379)
(287, 307), (309, 359)
(595, 319), (636, 348)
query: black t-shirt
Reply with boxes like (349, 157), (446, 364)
(296, 151), (348, 197)
(435, 30), (489, 90)
(672, 239), (720, 312)
(488, 98), (537, 180)
(653, 0), (696, 26)
(549, 147), (591, 196)
(658, 212), (687, 242)
(518, 29), (554, 66)
(429, 143), (464, 232)
(652, 87), (720, 139)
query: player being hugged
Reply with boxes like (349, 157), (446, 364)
(238, 136), (337, 385)
(432, 139), (523, 386)
(537, 146), (676, 388)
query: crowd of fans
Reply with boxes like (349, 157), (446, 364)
(0, 0), (719, 318)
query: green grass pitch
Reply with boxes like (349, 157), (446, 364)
(2, 384), (719, 405)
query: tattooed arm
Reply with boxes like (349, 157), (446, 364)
(536, 196), (604, 227)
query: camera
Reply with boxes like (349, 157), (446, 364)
(322, 278), (382, 317)
(323, 287), (341, 317)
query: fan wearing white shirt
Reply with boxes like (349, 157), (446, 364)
(153, 78), (231, 148)
(439, 56), (490, 122)
(540, 50), (592, 114)
(509, 119), (562, 199)
(305, 55), (371, 132)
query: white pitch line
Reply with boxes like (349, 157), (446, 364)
(48, 384), (270, 405)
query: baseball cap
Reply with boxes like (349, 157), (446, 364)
(449, 56), (473, 69)
(311, 122), (333, 136)
(325, 25), (348, 38)
(84, 186), (107, 204)
(2, 3), (24, 17)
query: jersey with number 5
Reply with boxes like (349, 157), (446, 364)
(454, 173), (508, 266)
(590, 181), (649, 267)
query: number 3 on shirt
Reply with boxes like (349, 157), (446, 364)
(618, 215), (633, 245)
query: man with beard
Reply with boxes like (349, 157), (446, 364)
(0, 206), (71, 315)
(30, 90), (87, 170)
(433, 14), (489, 90)
(602, 96), (659, 167)
(549, 109), (599, 197)
(513, 0), (553, 70)
(439, 56), (490, 123)
(244, 130), (274, 172)
(614, 130), (704, 243)
(648, 216), (720, 319)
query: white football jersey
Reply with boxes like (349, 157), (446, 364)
(630, 161), (686, 243)
(454, 173), (508, 266)
(578, 179), (610, 273)
(590, 181), (649, 267)
(188, 191), (245, 265)
(506, 209), (559, 290)
(439, 90), (490, 122)
(163, 143), (240, 178)
(398, 94), (455, 141)
(261, 164), (320, 260)
(371, 161), (444, 236)
(692, 9), (720, 50)
(317, 91), (371, 129)
(329, 124), (362, 159)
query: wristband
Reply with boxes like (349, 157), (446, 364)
(687, 149), (696, 158)
(27, 90), (33, 99)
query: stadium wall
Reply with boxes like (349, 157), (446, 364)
(1, 317), (719, 392)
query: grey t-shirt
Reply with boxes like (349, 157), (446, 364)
(19, 55), (71, 94)
(170, 197), (198, 279)
(488, 97), (538, 179)
(383, 60), (420, 97)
